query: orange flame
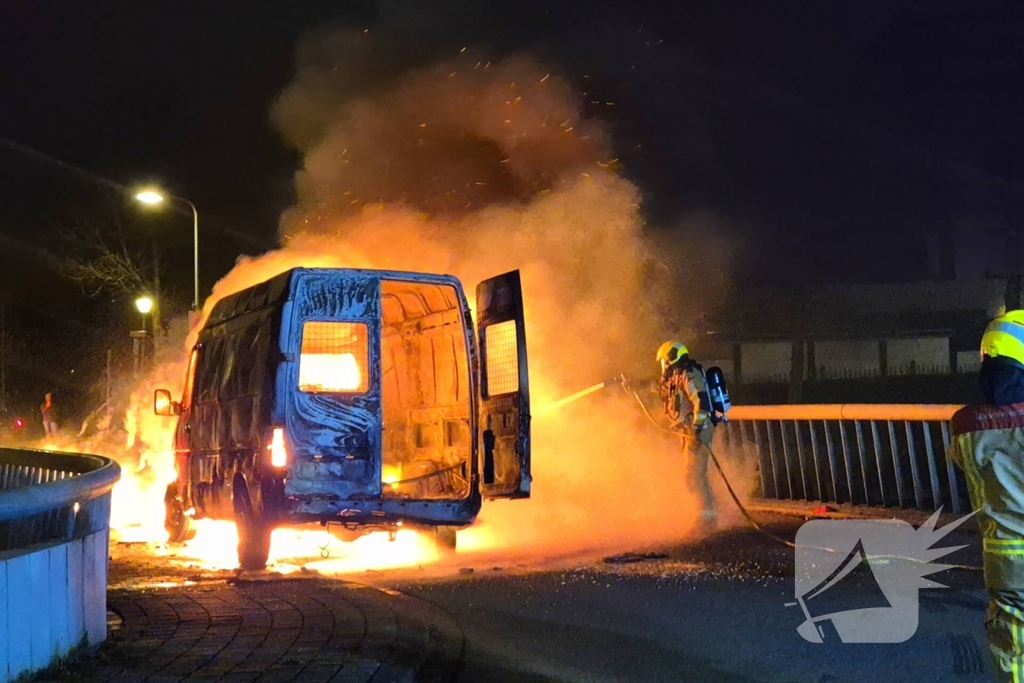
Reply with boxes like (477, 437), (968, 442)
(298, 353), (362, 392)
(23, 51), (749, 574)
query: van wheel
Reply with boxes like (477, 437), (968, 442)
(164, 484), (195, 543)
(434, 526), (457, 554)
(233, 478), (271, 571)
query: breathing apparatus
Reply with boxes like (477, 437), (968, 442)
(703, 365), (732, 425)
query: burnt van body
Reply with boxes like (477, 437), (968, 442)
(155, 267), (530, 569)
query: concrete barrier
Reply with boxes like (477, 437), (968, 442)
(0, 450), (119, 682)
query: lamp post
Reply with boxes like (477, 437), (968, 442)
(135, 189), (200, 311)
(132, 295), (155, 379)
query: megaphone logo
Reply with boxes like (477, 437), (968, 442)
(790, 510), (974, 643)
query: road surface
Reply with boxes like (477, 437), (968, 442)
(50, 513), (989, 682)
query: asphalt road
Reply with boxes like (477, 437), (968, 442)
(57, 513), (991, 683)
(391, 517), (989, 683)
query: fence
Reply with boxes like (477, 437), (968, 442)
(721, 405), (966, 512)
(0, 448), (121, 682)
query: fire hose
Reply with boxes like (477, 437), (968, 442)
(538, 379), (983, 572)
(618, 382), (983, 571)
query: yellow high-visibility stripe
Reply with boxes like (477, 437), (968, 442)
(987, 549), (1024, 556)
(985, 539), (1024, 547)
(1008, 604), (1024, 683)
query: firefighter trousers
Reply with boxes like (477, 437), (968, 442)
(681, 426), (716, 528)
(989, 590), (1024, 682)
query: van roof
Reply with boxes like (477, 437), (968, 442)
(204, 267), (462, 330)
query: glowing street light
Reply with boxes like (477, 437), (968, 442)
(135, 295), (154, 315)
(134, 187), (200, 311)
(131, 295), (155, 379)
(134, 190), (165, 205)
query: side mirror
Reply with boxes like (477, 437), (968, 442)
(154, 389), (180, 417)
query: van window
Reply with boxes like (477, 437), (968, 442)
(483, 320), (519, 397)
(299, 321), (369, 393)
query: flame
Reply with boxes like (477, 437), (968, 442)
(23, 49), (745, 575)
(158, 520), (439, 574)
(298, 353), (362, 392)
(382, 464), (402, 485)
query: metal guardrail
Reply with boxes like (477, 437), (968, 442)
(721, 404), (966, 513)
(0, 449), (121, 552)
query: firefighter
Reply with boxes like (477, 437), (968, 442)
(656, 341), (717, 531)
(949, 310), (1024, 682)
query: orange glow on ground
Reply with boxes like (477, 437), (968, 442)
(156, 520), (440, 574)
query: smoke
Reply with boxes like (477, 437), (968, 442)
(185, 26), (737, 557)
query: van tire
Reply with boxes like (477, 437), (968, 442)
(233, 477), (271, 570)
(164, 483), (195, 543)
(434, 526), (457, 554)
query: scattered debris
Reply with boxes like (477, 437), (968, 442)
(458, 567), (475, 574)
(602, 552), (670, 565)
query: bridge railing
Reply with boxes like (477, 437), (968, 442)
(719, 405), (966, 512)
(0, 448), (121, 682)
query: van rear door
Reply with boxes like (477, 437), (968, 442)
(475, 270), (531, 498)
(284, 270), (382, 500)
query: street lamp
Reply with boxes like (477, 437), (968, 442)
(135, 295), (154, 315)
(134, 187), (200, 311)
(132, 295), (155, 379)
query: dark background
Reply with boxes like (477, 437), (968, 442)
(1, 1), (1021, 422)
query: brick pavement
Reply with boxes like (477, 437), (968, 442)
(50, 577), (464, 683)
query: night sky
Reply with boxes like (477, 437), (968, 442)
(1, 1), (1022, 415)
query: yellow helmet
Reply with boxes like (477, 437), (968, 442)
(656, 340), (689, 369)
(981, 310), (1024, 365)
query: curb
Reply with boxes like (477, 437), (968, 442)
(744, 500), (979, 532)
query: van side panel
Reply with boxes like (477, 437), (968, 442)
(282, 271), (383, 501)
(190, 304), (280, 519)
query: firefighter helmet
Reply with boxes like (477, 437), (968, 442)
(656, 341), (689, 369)
(981, 310), (1024, 365)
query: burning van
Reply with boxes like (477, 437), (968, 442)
(154, 267), (531, 569)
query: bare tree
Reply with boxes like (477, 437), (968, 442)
(58, 218), (149, 296)
(55, 205), (163, 335)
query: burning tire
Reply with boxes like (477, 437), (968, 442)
(233, 475), (272, 570)
(164, 484), (196, 543)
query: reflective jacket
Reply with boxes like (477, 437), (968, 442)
(949, 403), (1024, 589)
(660, 362), (710, 433)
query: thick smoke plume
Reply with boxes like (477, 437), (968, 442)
(188, 29), (737, 556)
